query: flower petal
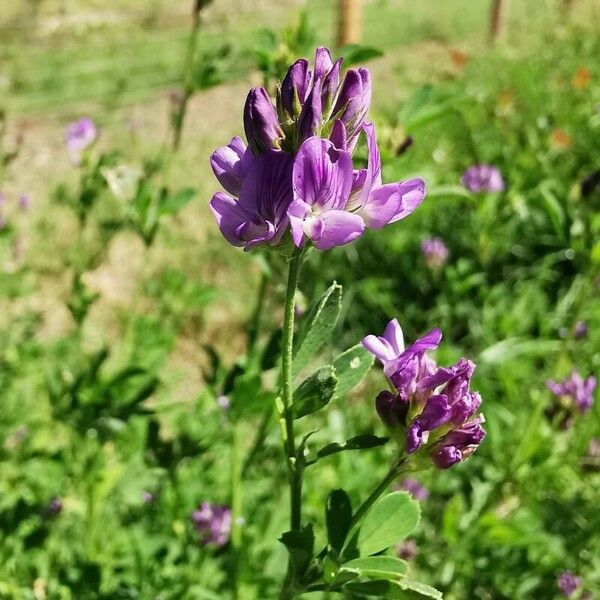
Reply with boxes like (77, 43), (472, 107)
(363, 318), (406, 364)
(239, 149), (293, 232)
(209, 192), (252, 247)
(287, 198), (311, 247)
(293, 137), (353, 211)
(360, 183), (404, 228)
(329, 119), (348, 151)
(307, 210), (365, 250)
(314, 47), (334, 81)
(209, 136), (248, 196)
(348, 122), (381, 211)
(388, 178), (426, 223)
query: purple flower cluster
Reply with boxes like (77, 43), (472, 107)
(547, 370), (596, 414)
(42, 497), (63, 518)
(398, 478), (429, 501)
(191, 502), (232, 547)
(65, 117), (97, 163)
(461, 164), (505, 193)
(210, 47), (426, 251)
(557, 571), (582, 597)
(363, 319), (485, 469)
(421, 237), (449, 269)
(574, 320), (587, 340)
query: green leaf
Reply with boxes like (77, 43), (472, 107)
(353, 492), (420, 556)
(279, 524), (314, 577)
(293, 283), (342, 378)
(314, 434), (389, 462)
(342, 556), (408, 580)
(159, 187), (196, 216)
(326, 489), (353, 553)
(332, 344), (374, 399)
(395, 579), (444, 599)
(293, 366), (337, 419)
(343, 579), (443, 599)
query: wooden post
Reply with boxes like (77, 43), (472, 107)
(488, 0), (508, 43)
(337, 0), (362, 47)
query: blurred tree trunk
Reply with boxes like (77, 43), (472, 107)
(337, 0), (362, 46)
(489, 0), (509, 43)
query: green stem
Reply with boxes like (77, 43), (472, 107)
(350, 456), (407, 529)
(280, 253), (303, 532)
(277, 253), (304, 600)
(230, 421), (243, 598)
(171, 2), (202, 151)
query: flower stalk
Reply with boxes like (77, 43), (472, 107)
(349, 456), (408, 530)
(279, 252), (304, 532)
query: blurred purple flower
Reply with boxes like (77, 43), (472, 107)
(574, 320), (587, 340)
(65, 117), (97, 157)
(421, 237), (449, 269)
(142, 491), (155, 504)
(364, 321), (485, 468)
(557, 571), (581, 597)
(191, 502), (232, 547)
(396, 539), (418, 561)
(19, 194), (30, 211)
(461, 165), (505, 193)
(398, 479), (429, 501)
(547, 370), (596, 413)
(42, 497), (63, 518)
(217, 395), (231, 410)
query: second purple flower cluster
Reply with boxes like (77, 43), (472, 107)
(363, 319), (485, 469)
(209, 47), (426, 251)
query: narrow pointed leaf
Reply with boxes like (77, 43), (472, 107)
(293, 283), (342, 378)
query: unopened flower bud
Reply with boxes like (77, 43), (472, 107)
(375, 390), (409, 432)
(280, 59), (310, 118)
(243, 87), (283, 155)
